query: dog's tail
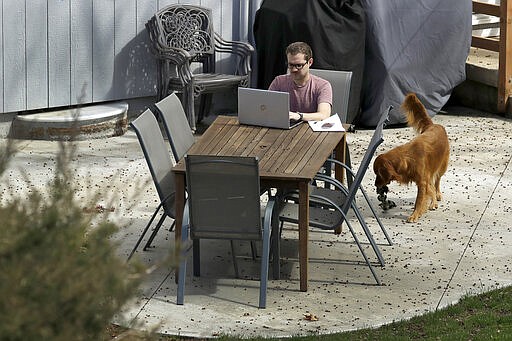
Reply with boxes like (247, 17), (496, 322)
(401, 93), (433, 134)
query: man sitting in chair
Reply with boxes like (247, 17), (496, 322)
(269, 41), (332, 122)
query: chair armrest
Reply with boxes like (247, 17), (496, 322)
(156, 46), (194, 84)
(214, 32), (254, 76)
(323, 158), (356, 179)
(314, 174), (348, 194)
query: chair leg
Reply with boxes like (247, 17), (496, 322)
(127, 204), (163, 261)
(351, 204), (386, 266)
(192, 239), (200, 277)
(271, 198), (282, 280)
(185, 86), (196, 131)
(345, 145), (353, 188)
(259, 200), (274, 309)
(177, 250), (188, 305)
(143, 213), (167, 250)
(177, 205), (191, 305)
(250, 241), (258, 260)
(360, 188), (393, 246)
(169, 221), (176, 232)
(344, 217), (382, 285)
(197, 93), (213, 123)
(230, 240), (240, 278)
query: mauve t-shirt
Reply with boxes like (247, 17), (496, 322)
(268, 74), (332, 113)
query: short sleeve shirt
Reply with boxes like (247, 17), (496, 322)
(268, 74), (332, 113)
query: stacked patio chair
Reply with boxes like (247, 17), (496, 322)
(146, 4), (254, 131)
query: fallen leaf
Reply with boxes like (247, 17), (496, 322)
(303, 313), (318, 321)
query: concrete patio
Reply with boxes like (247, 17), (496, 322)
(1, 105), (511, 338)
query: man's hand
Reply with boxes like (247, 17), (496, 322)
(290, 111), (302, 121)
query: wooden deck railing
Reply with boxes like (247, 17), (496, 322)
(472, 0), (512, 112)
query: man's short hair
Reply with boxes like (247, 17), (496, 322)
(286, 42), (313, 61)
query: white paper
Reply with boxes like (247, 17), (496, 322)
(308, 114), (345, 132)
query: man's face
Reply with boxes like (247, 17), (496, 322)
(286, 53), (311, 82)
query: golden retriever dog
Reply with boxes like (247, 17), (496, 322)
(373, 93), (450, 222)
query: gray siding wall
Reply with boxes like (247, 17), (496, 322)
(1, 0), (256, 114)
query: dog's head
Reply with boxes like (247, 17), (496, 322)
(373, 154), (396, 190)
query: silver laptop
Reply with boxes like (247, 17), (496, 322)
(238, 88), (303, 129)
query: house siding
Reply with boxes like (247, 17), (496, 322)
(1, 0), (260, 114)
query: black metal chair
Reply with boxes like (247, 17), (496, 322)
(146, 4), (254, 131)
(177, 155), (278, 308)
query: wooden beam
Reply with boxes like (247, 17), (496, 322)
(472, 35), (500, 51)
(473, 1), (501, 17)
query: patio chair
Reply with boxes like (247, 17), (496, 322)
(177, 155), (278, 308)
(278, 106), (393, 285)
(127, 109), (176, 261)
(146, 4), (254, 131)
(310, 69), (353, 183)
(153, 92), (195, 163)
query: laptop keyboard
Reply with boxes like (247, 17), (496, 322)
(289, 118), (301, 126)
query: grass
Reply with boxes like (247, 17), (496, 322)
(110, 285), (512, 340)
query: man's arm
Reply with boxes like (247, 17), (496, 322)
(290, 102), (331, 121)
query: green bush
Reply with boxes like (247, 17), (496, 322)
(0, 141), (146, 340)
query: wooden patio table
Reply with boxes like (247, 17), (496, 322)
(172, 115), (346, 292)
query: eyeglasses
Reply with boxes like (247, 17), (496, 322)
(287, 61), (308, 70)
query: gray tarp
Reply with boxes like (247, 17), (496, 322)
(359, 0), (472, 126)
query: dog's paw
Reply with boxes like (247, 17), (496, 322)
(407, 214), (420, 223)
(436, 192), (443, 201)
(429, 202), (438, 210)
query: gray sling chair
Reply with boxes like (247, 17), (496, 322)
(154, 91), (264, 260)
(153, 92), (195, 163)
(278, 106), (393, 285)
(309, 69), (353, 186)
(146, 4), (254, 131)
(177, 155), (278, 308)
(127, 109), (176, 261)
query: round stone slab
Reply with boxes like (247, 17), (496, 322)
(11, 102), (129, 140)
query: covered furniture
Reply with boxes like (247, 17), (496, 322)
(177, 155), (277, 308)
(359, 0), (472, 126)
(146, 4), (254, 131)
(253, 0), (471, 126)
(253, 0), (365, 124)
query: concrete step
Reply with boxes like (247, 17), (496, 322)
(10, 102), (129, 140)
(452, 47), (506, 114)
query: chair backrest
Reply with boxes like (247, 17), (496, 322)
(310, 69), (352, 123)
(130, 109), (176, 217)
(154, 5), (215, 64)
(185, 155), (262, 241)
(154, 92), (195, 162)
(340, 105), (392, 214)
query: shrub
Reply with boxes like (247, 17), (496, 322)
(0, 141), (146, 340)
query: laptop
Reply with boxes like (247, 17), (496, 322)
(237, 88), (303, 129)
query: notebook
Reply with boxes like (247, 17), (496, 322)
(237, 88), (303, 129)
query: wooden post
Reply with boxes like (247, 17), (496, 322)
(498, 0), (512, 113)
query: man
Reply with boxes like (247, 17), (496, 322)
(269, 41), (332, 122)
